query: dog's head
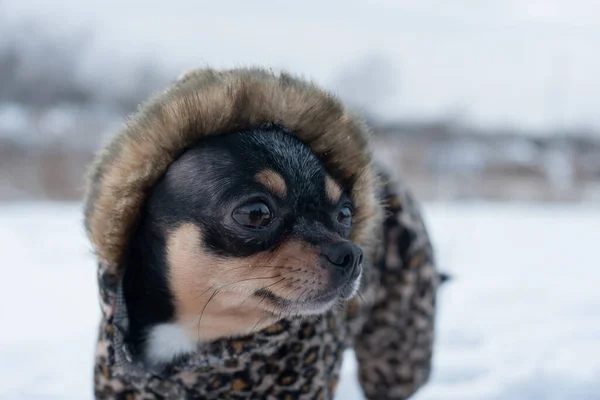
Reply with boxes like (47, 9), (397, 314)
(135, 127), (363, 345)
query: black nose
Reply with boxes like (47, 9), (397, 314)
(324, 242), (363, 272)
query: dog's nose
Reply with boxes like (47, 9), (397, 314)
(324, 242), (363, 273)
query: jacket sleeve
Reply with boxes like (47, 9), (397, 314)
(354, 168), (441, 400)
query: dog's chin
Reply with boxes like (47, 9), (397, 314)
(255, 273), (362, 317)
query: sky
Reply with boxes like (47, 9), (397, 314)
(1, 0), (599, 132)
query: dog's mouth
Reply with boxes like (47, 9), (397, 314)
(253, 273), (361, 316)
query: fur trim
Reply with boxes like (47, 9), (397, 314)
(84, 68), (381, 272)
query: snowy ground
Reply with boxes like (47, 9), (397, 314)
(0, 202), (599, 399)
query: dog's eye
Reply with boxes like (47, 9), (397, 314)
(232, 202), (273, 229)
(337, 206), (352, 227)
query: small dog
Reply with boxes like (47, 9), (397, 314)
(122, 127), (364, 365)
(86, 68), (441, 399)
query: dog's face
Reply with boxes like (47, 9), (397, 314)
(143, 129), (363, 342)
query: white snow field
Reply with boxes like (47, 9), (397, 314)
(0, 202), (599, 399)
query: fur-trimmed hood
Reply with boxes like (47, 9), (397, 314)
(84, 68), (385, 380)
(84, 68), (381, 274)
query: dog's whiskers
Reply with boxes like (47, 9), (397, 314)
(252, 277), (288, 311)
(196, 287), (221, 340)
(194, 284), (218, 302)
(193, 275), (282, 300)
(250, 315), (268, 334)
(262, 277), (287, 291)
(293, 285), (310, 303)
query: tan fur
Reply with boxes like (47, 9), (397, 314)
(325, 175), (342, 203)
(84, 68), (382, 273)
(167, 223), (329, 341)
(255, 169), (287, 197)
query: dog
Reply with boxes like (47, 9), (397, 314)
(123, 127), (365, 365)
(85, 68), (441, 399)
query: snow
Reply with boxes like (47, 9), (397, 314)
(0, 202), (599, 399)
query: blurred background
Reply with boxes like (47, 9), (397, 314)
(2, 0), (600, 202)
(1, 1), (599, 399)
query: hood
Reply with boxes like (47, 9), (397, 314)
(84, 68), (383, 376)
(84, 67), (380, 274)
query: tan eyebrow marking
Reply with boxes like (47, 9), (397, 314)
(325, 175), (342, 203)
(255, 169), (287, 197)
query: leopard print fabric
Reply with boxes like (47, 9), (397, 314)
(93, 170), (441, 400)
(354, 172), (439, 400)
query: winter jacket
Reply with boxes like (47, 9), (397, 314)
(84, 68), (441, 399)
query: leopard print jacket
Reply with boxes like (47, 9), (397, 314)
(93, 169), (441, 400)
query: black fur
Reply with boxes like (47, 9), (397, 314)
(122, 127), (359, 359)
